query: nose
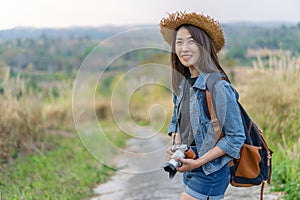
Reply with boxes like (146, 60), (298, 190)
(182, 42), (190, 52)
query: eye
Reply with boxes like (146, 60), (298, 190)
(189, 39), (195, 44)
(176, 41), (182, 45)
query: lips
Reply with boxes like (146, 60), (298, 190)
(181, 55), (192, 61)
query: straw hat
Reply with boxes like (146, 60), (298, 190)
(160, 11), (225, 52)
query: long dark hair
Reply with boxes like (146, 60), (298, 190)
(171, 24), (229, 95)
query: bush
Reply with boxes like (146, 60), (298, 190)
(0, 68), (74, 162)
(235, 53), (300, 199)
(0, 69), (44, 162)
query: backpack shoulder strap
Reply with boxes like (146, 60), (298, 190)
(205, 72), (227, 142)
(206, 90), (223, 141)
(203, 72), (226, 119)
(206, 72), (225, 93)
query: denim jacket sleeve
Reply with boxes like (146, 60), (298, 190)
(213, 80), (246, 159)
(167, 95), (178, 136)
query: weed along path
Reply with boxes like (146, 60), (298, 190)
(91, 127), (279, 200)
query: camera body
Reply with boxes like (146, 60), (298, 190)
(163, 144), (188, 179)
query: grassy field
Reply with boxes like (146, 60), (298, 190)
(1, 52), (299, 199)
(233, 53), (300, 200)
(0, 69), (128, 199)
(0, 121), (128, 200)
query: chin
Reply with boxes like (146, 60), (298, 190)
(180, 59), (197, 67)
(183, 63), (193, 68)
(180, 61), (192, 67)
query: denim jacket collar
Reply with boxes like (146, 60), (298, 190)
(192, 72), (210, 90)
(177, 72), (210, 101)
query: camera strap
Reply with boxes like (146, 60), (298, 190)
(173, 77), (188, 145)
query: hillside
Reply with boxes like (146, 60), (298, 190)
(0, 22), (299, 74)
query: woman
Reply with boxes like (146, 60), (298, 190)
(160, 12), (246, 200)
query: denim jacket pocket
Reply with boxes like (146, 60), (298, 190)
(196, 120), (216, 156)
(199, 120), (208, 137)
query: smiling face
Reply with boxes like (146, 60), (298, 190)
(170, 25), (225, 95)
(175, 27), (201, 68)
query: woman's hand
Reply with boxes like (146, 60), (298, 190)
(176, 146), (225, 173)
(175, 158), (202, 172)
(166, 132), (181, 161)
(165, 146), (174, 161)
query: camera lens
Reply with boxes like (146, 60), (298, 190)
(163, 162), (177, 179)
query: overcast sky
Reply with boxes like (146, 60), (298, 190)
(1, 0), (300, 30)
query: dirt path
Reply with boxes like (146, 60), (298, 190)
(91, 127), (280, 200)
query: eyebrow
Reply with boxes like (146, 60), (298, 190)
(176, 36), (193, 40)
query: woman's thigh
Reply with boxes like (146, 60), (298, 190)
(180, 191), (199, 200)
(180, 191), (224, 200)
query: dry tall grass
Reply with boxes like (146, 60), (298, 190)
(0, 68), (74, 162)
(42, 81), (74, 130)
(238, 52), (300, 141)
(234, 52), (300, 198)
(0, 68), (43, 162)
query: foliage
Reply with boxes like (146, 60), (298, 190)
(0, 68), (44, 162)
(235, 54), (300, 199)
(272, 137), (300, 200)
(98, 61), (172, 131)
(1, 24), (300, 199)
(0, 64), (128, 199)
(1, 24), (299, 73)
(0, 131), (116, 200)
(0, 67), (74, 163)
(222, 24), (300, 66)
(0, 35), (95, 73)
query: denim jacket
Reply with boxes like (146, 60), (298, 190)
(168, 72), (246, 175)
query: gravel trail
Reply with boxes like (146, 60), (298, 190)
(91, 127), (280, 200)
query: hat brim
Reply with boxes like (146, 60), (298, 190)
(160, 12), (225, 53)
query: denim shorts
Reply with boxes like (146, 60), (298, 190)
(182, 150), (230, 199)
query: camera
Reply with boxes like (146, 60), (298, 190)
(163, 144), (188, 179)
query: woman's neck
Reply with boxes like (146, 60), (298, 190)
(189, 66), (200, 78)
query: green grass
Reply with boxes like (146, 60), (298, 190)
(0, 121), (127, 200)
(235, 60), (300, 199)
(271, 137), (300, 200)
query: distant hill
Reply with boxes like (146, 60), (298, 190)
(0, 22), (298, 40)
(0, 22), (299, 73)
(0, 25), (157, 40)
(223, 21), (298, 28)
